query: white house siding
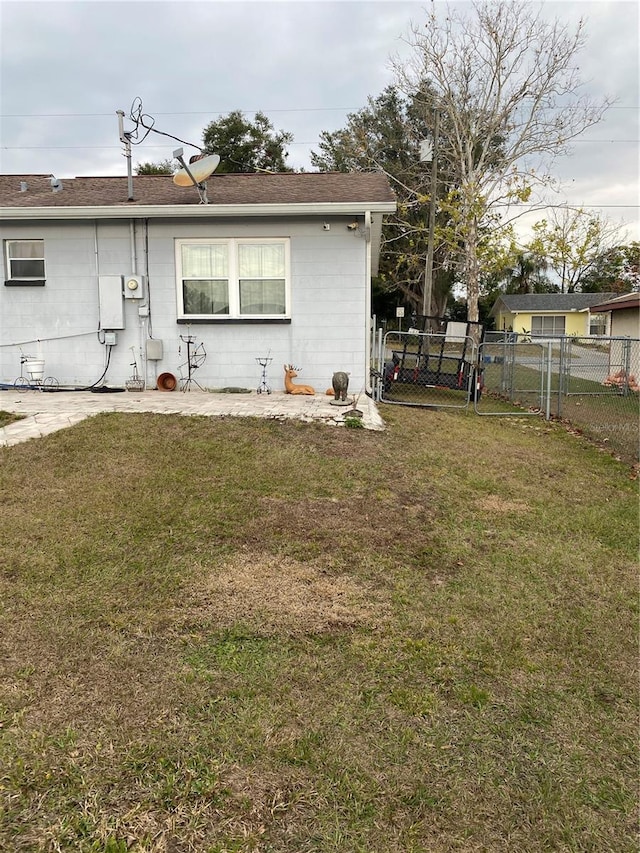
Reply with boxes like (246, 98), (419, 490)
(609, 310), (640, 379)
(1, 216), (368, 392)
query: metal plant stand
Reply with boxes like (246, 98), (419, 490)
(179, 335), (206, 392)
(256, 355), (272, 394)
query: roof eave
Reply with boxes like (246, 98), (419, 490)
(1, 201), (397, 220)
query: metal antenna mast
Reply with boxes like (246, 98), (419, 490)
(116, 110), (134, 201)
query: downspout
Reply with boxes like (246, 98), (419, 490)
(129, 219), (137, 275)
(141, 218), (151, 387)
(129, 219), (148, 387)
(94, 220), (103, 341)
(364, 210), (373, 396)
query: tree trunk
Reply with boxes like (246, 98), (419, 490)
(465, 216), (480, 325)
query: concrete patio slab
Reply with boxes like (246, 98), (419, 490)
(0, 388), (385, 447)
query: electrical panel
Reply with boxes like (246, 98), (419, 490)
(123, 274), (146, 299)
(98, 275), (125, 329)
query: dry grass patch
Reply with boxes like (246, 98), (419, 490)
(475, 495), (531, 513)
(183, 552), (392, 636)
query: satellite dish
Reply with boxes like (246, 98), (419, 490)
(173, 153), (220, 187)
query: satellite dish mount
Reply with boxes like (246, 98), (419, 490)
(172, 148), (220, 204)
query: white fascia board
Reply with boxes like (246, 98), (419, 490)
(0, 201), (397, 221)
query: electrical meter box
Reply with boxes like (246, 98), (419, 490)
(123, 274), (146, 299)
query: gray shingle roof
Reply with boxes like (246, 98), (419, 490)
(0, 172), (396, 208)
(493, 293), (618, 314)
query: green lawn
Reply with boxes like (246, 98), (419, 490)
(0, 409), (637, 852)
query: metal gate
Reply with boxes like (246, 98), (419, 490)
(375, 329), (480, 410)
(474, 337), (548, 416)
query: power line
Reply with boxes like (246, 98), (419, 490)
(0, 107), (363, 118)
(2, 138), (637, 151)
(1, 142), (321, 149)
(0, 105), (637, 119)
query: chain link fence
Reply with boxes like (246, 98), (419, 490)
(371, 325), (639, 462)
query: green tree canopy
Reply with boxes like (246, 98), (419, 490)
(578, 242), (640, 293)
(527, 208), (624, 292)
(312, 85), (458, 318)
(202, 110), (294, 174)
(135, 159), (175, 175)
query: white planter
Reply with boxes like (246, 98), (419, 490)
(25, 359), (45, 381)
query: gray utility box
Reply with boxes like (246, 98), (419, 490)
(146, 339), (164, 360)
(98, 275), (124, 329)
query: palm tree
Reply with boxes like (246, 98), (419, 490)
(506, 252), (552, 294)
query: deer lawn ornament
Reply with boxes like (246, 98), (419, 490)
(283, 364), (315, 395)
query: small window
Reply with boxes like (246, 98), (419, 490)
(589, 313), (607, 336)
(5, 239), (45, 284)
(531, 315), (565, 337)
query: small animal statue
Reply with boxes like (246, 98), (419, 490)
(283, 364), (315, 395)
(326, 370), (350, 401)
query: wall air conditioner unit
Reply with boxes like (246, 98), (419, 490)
(123, 274), (146, 299)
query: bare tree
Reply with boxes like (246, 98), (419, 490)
(528, 207), (625, 292)
(391, 1), (611, 323)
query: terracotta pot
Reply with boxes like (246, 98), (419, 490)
(156, 372), (177, 392)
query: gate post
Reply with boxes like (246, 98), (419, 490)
(545, 341), (553, 420)
(622, 338), (632, 397)
(557, 337), (569, 419)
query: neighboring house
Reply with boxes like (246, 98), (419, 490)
(0, 172), (396, 392)
(587, 291), (640, 339)
(588, 291), (640, 382)
(490, 292), (618, 338)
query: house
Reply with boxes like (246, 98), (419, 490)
(588, 291), (640, 382)
(587, 291), (640, 339)
(490, 292), (618, 338)
(0, 171), (396, 392)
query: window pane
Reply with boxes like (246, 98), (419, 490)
(239, 279), (286, 314)
(10, 259), (45, 278)
(8, 240), (43, 259)
(181, 244), (227, 278)
(238, 244), (284, 278)
(532, 316), (564, 336)
(183, 279), (229, 314)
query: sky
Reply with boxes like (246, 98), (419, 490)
(0, 0), (638, 242)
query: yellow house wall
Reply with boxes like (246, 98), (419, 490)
(494, 310), (590, 336)
(564, 313), (590, 336)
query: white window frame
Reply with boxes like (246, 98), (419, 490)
(176, 237), (291, 321)
(4, 239), (46, 283)
(531, 315), (565, 337)
(589, 312), (607, 336)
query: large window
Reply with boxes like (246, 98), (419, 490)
(531, 315), (565, 337)
(176, 239), (289, 320)
(4, 239), (45, 284)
